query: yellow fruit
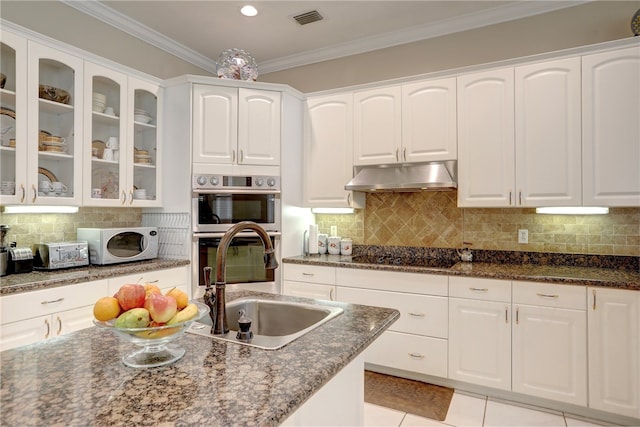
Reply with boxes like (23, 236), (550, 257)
(167, 303), (198, 325)
(93, 296), (121, 321)
(144, 284), (162, 296)
(165, 287), (189, 309)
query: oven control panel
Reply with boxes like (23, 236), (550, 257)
(192, 174), (280, 191)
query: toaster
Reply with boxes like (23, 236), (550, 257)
(34, 241), (89, 270)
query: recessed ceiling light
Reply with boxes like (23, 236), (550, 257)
(241, 5), (258, 17)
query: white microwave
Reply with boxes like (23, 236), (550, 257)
(77, 227), (159, 265)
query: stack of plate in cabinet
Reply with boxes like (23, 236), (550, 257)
(134, 109), (152, 124)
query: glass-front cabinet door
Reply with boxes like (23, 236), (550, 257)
(0, 31), (27, 205)
(127, 77), (161, 207)
(26, 41), (83, 206)
(83, 62), (127, 205)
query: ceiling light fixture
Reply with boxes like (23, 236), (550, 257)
(536, 207), (609, 215)
(241, 5), (258, 17)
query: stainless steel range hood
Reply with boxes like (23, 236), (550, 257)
(345, 161), (457, 192)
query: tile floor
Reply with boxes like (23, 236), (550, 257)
(364, 391), (615, 427)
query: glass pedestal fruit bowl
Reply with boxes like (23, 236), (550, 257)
(94, 302), (209, 368)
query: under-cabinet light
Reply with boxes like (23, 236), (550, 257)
(240, 5), (258, 16)
(536, 207), (609, 215)
(311, 208), (355, 214)
(3, 205), (79, 214)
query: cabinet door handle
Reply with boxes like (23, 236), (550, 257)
(516, 307), (519, 324)
(519, 191), (523, 205)
(509, 191), (512, 206)
(44, 318), (50, 339)
(121, 190), (127, 205)
(403, 148), (407, 162)
(469, 287), (488, 292)
(239, 149), (244, 163)
(330, 289), (334, 301)
(32, 184), (37, 203)
(147, 279), (159, 284)
(56, 316), (62, 336)
(408, 352), (425, 359)
(302, 273), (315, 276)
(129, 190), (134, 205)
(20, 184), (25, 203)
(232, 150), (236, 163)
(408, 312), (425, 318)
(395, 148), (399, 162)
(41, 298), (64, 305)
(347, 193), (351, 206)
(505, 306), (509, 323)
(592, 289), (597, 310)
(536, 293), (559, 299)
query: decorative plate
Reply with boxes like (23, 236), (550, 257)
(38, 167), (57, 183)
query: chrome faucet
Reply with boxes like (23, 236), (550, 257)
(203, 221), (279, 335)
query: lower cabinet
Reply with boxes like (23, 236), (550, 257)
(336, 268), (448, 378)
(282, 264), (336, 301)
(588, 287), (640, 419)
(512, 282), (587, 406)
(448, 278), (512, 390)
(0, 279), (109, 350)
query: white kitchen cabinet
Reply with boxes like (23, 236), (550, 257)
(107, 265), (190, 296)
(83, 65), (162, 207)
(193, 85), (280, 166)
(336, 268), (448, 378)
(515, 57), (582, 207)
(512, 282), (587, 406)
(22, 41), (84, 206)
(303, 93), (364, 208)
(282, 264), (336, 301)
(582, 46), (640, 207)
(0, 30), (28, 205)
(0, 279), (108, 350)
(401, 77), (457, 163)
(458, 57), (581, 208)
(457, 68), (515, 207)
(448, 277), (512, 390)
(353, 86), (402, 165)
(588, 287), (640, 419)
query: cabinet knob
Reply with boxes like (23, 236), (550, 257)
(20, 184), (25, 203)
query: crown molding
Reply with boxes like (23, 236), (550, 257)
(62, 0), (590, 75)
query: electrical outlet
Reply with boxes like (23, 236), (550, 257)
(518, 229), (529, 244)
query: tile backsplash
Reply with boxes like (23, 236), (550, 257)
(316, 191), (640, 257)
(0, 207), (142, 248)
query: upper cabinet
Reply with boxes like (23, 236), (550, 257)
(458, 58), (581, 207)
(582, 46), (640, 207)
(82, 62), (161, 207)
(193, 85), (280, 166)
(0, 31), (27, 205)
(303, 92), (363, 208)
(353, 78), (456, 166)
(27, 41), (84, 206)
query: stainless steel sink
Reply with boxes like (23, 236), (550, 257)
(187, 297), (343, 350)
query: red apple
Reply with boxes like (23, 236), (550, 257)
(115, 284), (146, 311)
(144, 293), (178, 323)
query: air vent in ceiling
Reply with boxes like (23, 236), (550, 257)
(293, 10), (323, 25)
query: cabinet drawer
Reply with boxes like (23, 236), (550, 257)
(337, 286), (447, 338)
(366, 330), (447, 378)
(108, 266), (189, 295)
(513, 281), (586, 310)
(0, 280), (108, 324)
(336, 268), (447, 296)
(283, 264), (335, 285)
(283, 281), (336, 301)
(449, 276), (511, 302)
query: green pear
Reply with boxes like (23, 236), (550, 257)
(114, 308), (150, 328)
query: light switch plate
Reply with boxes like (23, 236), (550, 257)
(518, 229), (528, 244)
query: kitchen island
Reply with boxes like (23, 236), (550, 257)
(0, 290), (399, 426)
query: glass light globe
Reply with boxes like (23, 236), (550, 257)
(216, 48), (259, 81)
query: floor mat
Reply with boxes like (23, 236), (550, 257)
(364, 370), (454, 421)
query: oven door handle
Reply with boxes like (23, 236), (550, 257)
(193, 231), (281, 239)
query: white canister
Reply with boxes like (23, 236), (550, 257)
(340, 238), (353, 256)
(327, 236), (341, 255)
(317, 234), (328, 254)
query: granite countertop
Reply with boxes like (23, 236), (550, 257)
(0, 290), (399, 426)
(283, 254), (640, 291)
(0, 258), (191, 296)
